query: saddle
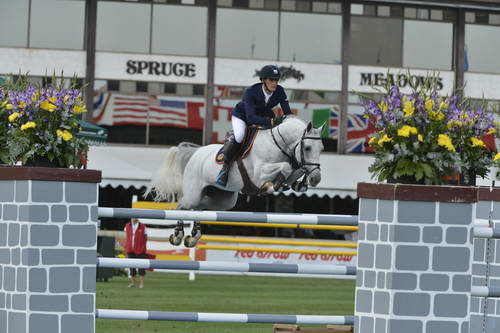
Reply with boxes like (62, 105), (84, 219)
(215, 126), (259, 164)
(215, 126), (264, 195)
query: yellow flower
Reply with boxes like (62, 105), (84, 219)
(378, 134), (392, 146)
(470, 137), (485, 147)
(33, 92), (39, 102)
(437, 134), (456, 152)
(494, 152), (500, 161)
(378, 101), (388, 112)
(428, 111), (445, 121)
(64, 95), (69, 104)
(73, 105), (86, 114)
(439, 101), (449, 111)
(397, 125), (418, 138)
(368, 137), (378, 146)
(56, 129), (73, 141)
(8, 112), (20, 122)
(425, 98), (434, 112)
(418, 134), (423, 142)
(447, 120), (463, 129)
(403, 100), (415, 117)
(487, 128), (496, 135)
(6, 104), (13, 110)
(40, 100), (57, 112)
(20, 121), (36, 131)
(49, 96), (57, 103)
(18, 102), (26, 109)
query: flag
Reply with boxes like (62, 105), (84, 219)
(312, 107), (376, 153)
(464, 46), (469, 72)
(101, 94), (189, 128)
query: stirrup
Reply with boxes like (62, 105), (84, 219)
(216, 169), (229, 187)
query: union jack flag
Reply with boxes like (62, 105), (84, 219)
(329, 109), (375, 153)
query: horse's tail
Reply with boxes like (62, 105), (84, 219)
(146, 142), (200, 202)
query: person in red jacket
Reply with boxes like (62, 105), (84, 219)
(124, 218), (148, 288)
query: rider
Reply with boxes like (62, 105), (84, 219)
(215, 64), (293, 187)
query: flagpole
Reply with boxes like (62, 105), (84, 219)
(203, 0), (216, 146)
(146, 95), (151, 145)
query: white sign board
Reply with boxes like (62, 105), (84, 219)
(0, 47), (86, 77)
(95, 52), (208, 84)
(464, 72), (500, 100)
(215, 58), (342, 91)
(349, 65), (455, 96)
(205, 245), (357, 267)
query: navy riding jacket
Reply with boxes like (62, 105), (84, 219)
(231, 83), (292, 127)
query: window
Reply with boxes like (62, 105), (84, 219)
(279, 12), (341, 63)
(107, 80), (120, 92)
(97, 2), (151, 53)
(193, 84), (205, 96)
(0, 0), (28, 47)
(152, 5), (207, 56)
(164, 83), (177, 94)
(465, 23), (500, 74)
(30, 0), (85, 50)
(403, 20), (453, 70)
(216, 8), (279, 60)
(350, 16), (403, 67)
(136, 81), (148, 93)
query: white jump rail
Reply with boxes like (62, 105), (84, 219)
(97, 207), (359, 226)
(471, 286), (500, 297)
(97, 258), (357, 276)
(95, 309), (355, 325)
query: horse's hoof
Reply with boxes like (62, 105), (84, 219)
(184, 236), (198, 248)
(169, 233), (183, 246)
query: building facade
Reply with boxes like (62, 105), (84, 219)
(2, 0), (500, 153)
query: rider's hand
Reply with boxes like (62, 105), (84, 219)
(271, 116), (284, 127)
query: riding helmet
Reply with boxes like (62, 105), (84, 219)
(259, 65), (281, 80)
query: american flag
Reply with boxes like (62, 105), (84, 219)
(330, 109), (375, 153)
(111, 94), (189, 128)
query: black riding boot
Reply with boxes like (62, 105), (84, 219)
(216, 139), (241, 187)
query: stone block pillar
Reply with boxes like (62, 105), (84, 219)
(355, 183), (477, 333)
(470, 188), (500, 331)
(0, 167), (101, 333)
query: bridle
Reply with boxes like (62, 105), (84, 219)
(270, 120), (322, 179)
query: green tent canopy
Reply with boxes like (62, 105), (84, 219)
(77, 120), (108, 145)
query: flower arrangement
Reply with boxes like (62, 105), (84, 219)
(0, 76), (89, 168)
(361, 81), (497, 185)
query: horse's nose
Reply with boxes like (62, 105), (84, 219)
(309, 172), (321, 187)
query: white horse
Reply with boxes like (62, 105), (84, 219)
(148, 116), (324, 247)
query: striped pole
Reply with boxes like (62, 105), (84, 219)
(473, 227), (500, 239)
(96, 309), (355, 325)
(98, 207), (359, 226)
(200, 221), (359, 231)
(97, 258), (357, 275)
(201, 235), (357, 248)
(471, 286), (500, 297)
(197, 244), (357, 256)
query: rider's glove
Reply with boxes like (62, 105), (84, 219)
(271, 116), (284, 127)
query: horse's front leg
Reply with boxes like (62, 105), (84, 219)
(259, 162), (294, 194)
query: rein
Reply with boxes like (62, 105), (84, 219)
(270, 121), (322, 178)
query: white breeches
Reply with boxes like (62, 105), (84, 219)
(232, 116), (246, 143)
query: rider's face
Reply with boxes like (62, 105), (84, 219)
(263, 78), (278, 92)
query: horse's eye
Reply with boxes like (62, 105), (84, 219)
(305, 146), (312, 153)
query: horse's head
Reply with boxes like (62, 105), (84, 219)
(296, 121), (324, 187)
(279, 116), (324, 187)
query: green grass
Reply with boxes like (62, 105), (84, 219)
(96, 272), (355, 333)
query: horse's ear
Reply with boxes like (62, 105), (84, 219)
(306, 122), (312, 132)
